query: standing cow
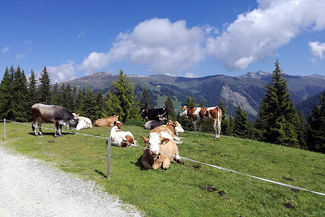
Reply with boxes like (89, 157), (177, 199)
(32, 103), (79, 137)
(180, 106), (222, 139)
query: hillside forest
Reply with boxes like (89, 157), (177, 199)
(0, 61), (324, 154)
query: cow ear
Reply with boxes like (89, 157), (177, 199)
(161, 138), (170, 145)
(143, 137), (149, 143)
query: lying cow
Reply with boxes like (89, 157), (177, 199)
(93, 115), (118, 127)
(180, 106), (222, 139)
(141, 107), (168, 121)
(150, 120), (184, 143)
(107, 121), (136, 147)
(144, 119), (168, 130)
(142, 136), (184, 170)
(72, 113), (93, 130)
(32, 103), (79, 137)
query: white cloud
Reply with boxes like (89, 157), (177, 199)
(185, 73), (197, 78)
(79, 18), (206, 74)
(207, 0), (325, 70)
(79, 0), (325, 75)
(309, 41), (325, 59)
(15, 54), (25, 59)
(48, 61), (76, 83)
(1, 46), (8, 53)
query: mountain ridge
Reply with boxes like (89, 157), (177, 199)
(64, 71), (325, 118)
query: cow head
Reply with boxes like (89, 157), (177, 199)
(179, 106), (188, 117)
(143, 133), (161, 159)
(140, 109), (148, 119)
(67, 118), (79, 130)
(174, 121), (184, 134)
(114, 120), (123, 129)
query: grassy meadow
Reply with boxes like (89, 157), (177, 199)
(1, 122), (325, 217)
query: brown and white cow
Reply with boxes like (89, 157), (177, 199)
(180, 106), (222, 139)
(32, 103), (79, 137)
(93, 115), (119, 127)
(150, 120), (184, 144)
(142, 137), (184, 170)
(108, 121), (136, 147)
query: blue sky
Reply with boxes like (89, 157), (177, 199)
(1, 0), (325, 83)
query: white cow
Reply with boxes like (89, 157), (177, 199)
(108, 121), (136, 147)
(73, 113), (93, 130)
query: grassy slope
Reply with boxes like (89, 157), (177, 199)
(1, 122), (325, 217)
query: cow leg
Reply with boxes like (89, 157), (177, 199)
(59, 125), (63, 136)
(38, 120), (43, 136)
(162, 158), (170, 170)
(174, 154), (184, 165)
(192, 119), (198, 133)
(214, 119), (221, 139)
(54, 122), (59, 137)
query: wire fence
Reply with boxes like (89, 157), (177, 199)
(1, 119), (325, 197)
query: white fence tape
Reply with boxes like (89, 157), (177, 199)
(3, 120), (325, 197)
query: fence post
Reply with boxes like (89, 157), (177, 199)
(107, 138), (111, 179)
(3, 118), (6, 142)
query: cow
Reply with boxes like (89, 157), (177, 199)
(151, 120), (184, 142)
(93, 115), (119, 127)
(144, 119), (168, 130)
(107, 121), (136, 147)
(180, 106), (222, 139)
(72, 113), (93, 130)
(142, 136), (184, 170)
(141, 107), (168, 121)
(31, 103), (79, 137)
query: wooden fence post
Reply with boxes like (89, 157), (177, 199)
(107, 138), (111, 179)
(3, 118), (6, 142)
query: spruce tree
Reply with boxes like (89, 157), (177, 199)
(139, 88), (150, 110)
(80, 87), (98, 121)
(95, 92), (104, 120)
(28, 70), (39, 106)
(306, 91), (325, 153)
(165, 96), (176, 120)
(51, 83), (60, 105)
(233, 106), (248, 138)
(12, 67), (28, 121)
(104, 70), (140, 122)
(255, 60), (299, 147)
(0, 66), (14, 119)
(39, 66), (51, 104)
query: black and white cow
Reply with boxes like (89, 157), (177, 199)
(32, 103), (79, 137)
(141, 107), (169, 121)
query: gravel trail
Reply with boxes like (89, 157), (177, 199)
(0, 145), (143, 217)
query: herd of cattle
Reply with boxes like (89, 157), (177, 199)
(31, 103), (222, 170)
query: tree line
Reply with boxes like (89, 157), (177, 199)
(0, 62), (324, 154)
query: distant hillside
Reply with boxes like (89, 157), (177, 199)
(64, 72), (325, 118)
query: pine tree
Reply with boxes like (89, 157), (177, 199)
(12, 67), (28, 121)
(165, 96), (176, 120)
(0, 66), (14, 119)
(233, 106), (248, 138)
(28, 70), (39, 104)
(306, 91), (325, 153)
(95, 92), (104, 120)
(39, 66), (51, 104)
(80, 87), (98, 121)
(186, 96), (195, 107)
(255, 60), (299, 147)
(104, 70), (140, 122)
(51, 83), (60, 105)
(139, 88), (150, 110)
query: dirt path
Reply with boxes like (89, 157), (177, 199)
(0, 145), (142, 217)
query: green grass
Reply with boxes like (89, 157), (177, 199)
(1, 122), (325, 217)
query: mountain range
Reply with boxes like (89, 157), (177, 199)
(64, 71), (325, 119)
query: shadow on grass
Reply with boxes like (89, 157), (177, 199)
(130, 155), (147, 170)
(28, 132), (74, 137)
(95, 169), (107, 179)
